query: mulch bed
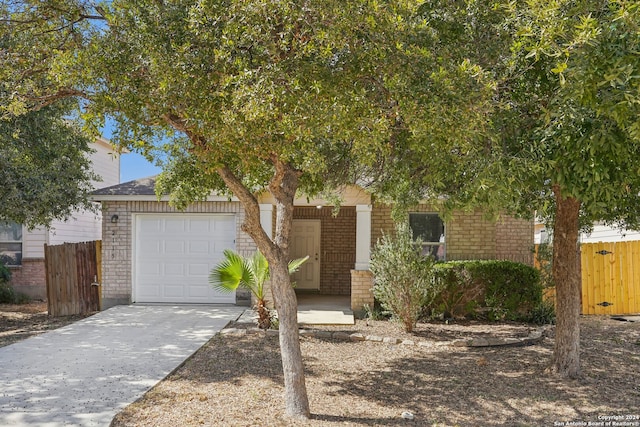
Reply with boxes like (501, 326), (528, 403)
(111, 315), (640, 427)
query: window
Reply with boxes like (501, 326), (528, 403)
(409, 213), (445, 260)
(0, 222), (22, 266)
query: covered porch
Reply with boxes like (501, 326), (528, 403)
(258, 186), (375, 314)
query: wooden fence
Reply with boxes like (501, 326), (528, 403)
(45, 241), (101, 316)
(581, 241), (640, 315)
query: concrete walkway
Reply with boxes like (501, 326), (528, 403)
(0, 304), (243, 427)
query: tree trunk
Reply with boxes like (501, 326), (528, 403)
(270, 256), (310, 419)
(551, 185), (582, 378)
(215, 163), (310, 419)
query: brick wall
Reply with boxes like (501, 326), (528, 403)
(446, 210), (497, 260)
(294, 206), (355, 295)
(8, 258), (47, 300)
(100, 200), (255, 308)
(370, 203), (533, 263)
(350, 270), (373, 312)
(495, 216), (534, 265)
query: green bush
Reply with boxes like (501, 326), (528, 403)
(370, 224), (441, 332)
(527, 299), (556, 325)
(0, 260), (29, 304)
(0, 260), (11, 284)
(0, 282), (17, 304)
(431, 260), (542, 322)
(431, 262), (483, 319)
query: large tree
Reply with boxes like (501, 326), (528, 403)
(0, 101), (97, 228)
(1, 0), (493, 418)
(511, 0), (640, 378)
(380, 0), (640, 378)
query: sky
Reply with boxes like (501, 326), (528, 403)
(100, 119), (162, 183)
(120, 153), (161, 183)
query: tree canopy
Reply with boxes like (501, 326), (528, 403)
(0, 101), (97, 228)
(379, 0), (640, 377)
(1, 0), (495, 417)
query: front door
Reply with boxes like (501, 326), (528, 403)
(290, 219), (321, 290)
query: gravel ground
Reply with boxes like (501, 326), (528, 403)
(111, 316), (640, 427)
(0, 302), (92, 347)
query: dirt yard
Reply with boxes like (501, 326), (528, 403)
(0, 302), (92, 347)
(111, 316), (640, 427)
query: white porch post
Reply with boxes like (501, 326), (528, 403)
(259, 204), (273, 239)
(352, 204), (373, 312)
(355, 204), (372, 270)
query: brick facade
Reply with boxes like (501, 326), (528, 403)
(98, 197), (532, 312)
(350, 270), (373, 312)
(371, 203), (533, 264)
(8, 258), (47, 300)
(293, 206), (355, 295)
(100, 201), (255, 308)
(495, 216), (534, 264)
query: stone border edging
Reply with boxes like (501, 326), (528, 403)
(220, 325), (552, 348)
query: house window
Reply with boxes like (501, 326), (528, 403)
(409, 213), (445, 260)
(0, 222), (22, 266)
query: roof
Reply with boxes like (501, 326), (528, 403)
(90, 175), (372, 206)
(90, 176), (238, 202)
(92, 176), (158, 197)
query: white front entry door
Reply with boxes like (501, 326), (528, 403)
(290, 219), (321, 290)
(134, 214), (236, 303)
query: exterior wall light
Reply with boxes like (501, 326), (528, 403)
(111, 214), (119, 224)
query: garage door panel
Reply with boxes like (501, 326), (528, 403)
(164, 263), (185, 276)
(139, 219), (162, 233)
(135, 214), (236, 304)
(189, 219), (211, 233)
(188, 285), (214, 298)
(165, 218), (187, 233)
(188, 240), (211, 255)
(139, 240), (161, 254)
(164, 240), (186, 254)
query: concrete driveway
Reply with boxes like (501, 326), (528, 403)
(0, 304), (244, 427)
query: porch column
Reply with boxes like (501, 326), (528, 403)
(352, 204), (374, 313)
(355, 204), (372, 270)
(259, 204), (273, 239)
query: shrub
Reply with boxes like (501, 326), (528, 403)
(431, 260), (542, 322)
(528, 299), (556, 325)
(0, 282), (17, 304)
(0, 260), (11, 284)
(431, 262), (483, 319)
(370, 224), (441, 332)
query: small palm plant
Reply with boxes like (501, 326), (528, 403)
(210, 250), (308, 329)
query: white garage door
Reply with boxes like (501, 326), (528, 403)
(134, 214), (236, 303)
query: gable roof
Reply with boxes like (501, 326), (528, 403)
(91, 176), (158, 198)
(91, 175), (372, 206)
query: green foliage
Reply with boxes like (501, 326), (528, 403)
(362, 303), (391, 322)
(535, 242), (555, 289)
(0, 260), (11, 284)
(431, 263), (483, 319)
(0, 282), (16, 304)
(210, 250), (307, 329)
(431, 260), (542, 322)
(0, 102), (98, 228)
(370, 224), (441, 332)
(0, 262), (29, 304)
(527, 299), (556, 326)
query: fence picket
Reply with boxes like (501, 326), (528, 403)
(45, 241), (101, 317)
(580, 241), (640, 315)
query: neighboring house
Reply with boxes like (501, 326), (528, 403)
(535, 221), (640, 244)
(3, 138), (122, 299)
(91, 176), (534, 312)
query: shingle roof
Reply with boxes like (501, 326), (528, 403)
(91, 176), (158, 197)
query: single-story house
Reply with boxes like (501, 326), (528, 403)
(91, 176), (534, 311)
(3, 138), (122, 299)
